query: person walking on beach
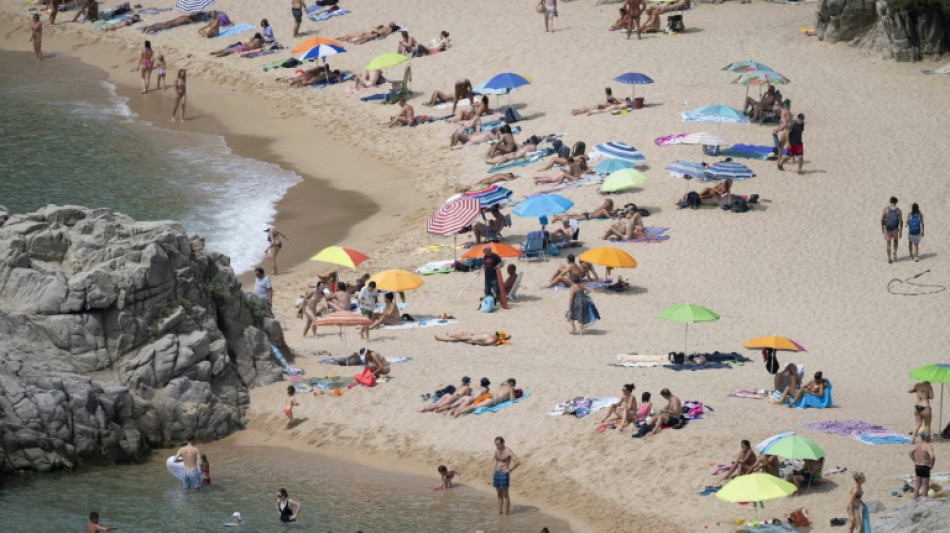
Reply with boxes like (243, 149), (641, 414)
(909, 430), (935, 499)
(86, 512), (117, 532)
(282, 385), (298, 430)
(48, 0), (61, 25)
(174, 434), (202, 490)
(881, 197), (902, 264)
(253, 267), (273, 310)
(276, 488), (302, 522)
(138, 40), (154, 94)
(777, 113), (805, 174)
(539, 0), (558, 32)
(291, 0), (304, 38)
(263, 224), (289, 275)
(29, 14), (43, 61)
(492, 436), (521, 515)
(171, 69), (186, 122)
(846, 471), (867, 533)
(624, 0), (646, 40)
(907, 203), (925, 262)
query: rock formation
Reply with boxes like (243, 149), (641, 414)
(817, 0), (949, 61)
(873, 497), (950, 532)
(0, 206), (290, 473)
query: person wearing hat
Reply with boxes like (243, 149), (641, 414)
(419, 376), (473, 413)
(777, 113), (806, 174)
(262, 224), (289, 275)
(481, 244), (503, 299)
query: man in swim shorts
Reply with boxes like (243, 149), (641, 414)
(492, 436), (521, 515)
(910, 430), (935, 499)
(174, 435), (202, 490)
(777, 113), (806, 174)
(291, 0), (304, 37)
(651, 388), (684, 434)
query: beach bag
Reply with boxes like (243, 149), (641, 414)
(354, 366), (376, 387)
(731, 197), (749, 213)
(281, 58), (302, 68)
(788, 508), (810, 527)
(504, 107), (523, 123)
(908, 213), (921, 235)
(684, 191), (701, 208)
(434, 385), (456, 399)
(480, 295), (496, 313)
(668, 352), (685, 365)
(884, 208), (900, 231)
(666, 14), (685, 33)
(514, 388), (524, 399)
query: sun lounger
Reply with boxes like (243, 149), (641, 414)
(213, 23), (254, 38)
(507, 273), (524, 299)
(792, 380), (832, 409)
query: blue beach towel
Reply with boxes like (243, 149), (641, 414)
(360, 93), (388, 102)
(472, 393), (531, 415)
(214, 23), (255, 38)
(487, 148), (554, 174)
(718, 143), (786, 161)
(310, 71), (356, 88)
(855, 433), (911, 445)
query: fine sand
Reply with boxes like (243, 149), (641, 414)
(2, 0), (949, 531)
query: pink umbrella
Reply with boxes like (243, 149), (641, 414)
(426, 198), (481, 260)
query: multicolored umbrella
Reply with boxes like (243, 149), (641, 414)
(462, 185), (512, 207)
(593, 142), (647, 166)
(716, 473), (796, 517)
(426, 198), (480, 236)
(602, 168), (648, 193)
(292, 36), (344, 53)
(656, 303), (720, 354)
(731, 70), (790, 87)
(763, 434), (825, 460)
(613, 72), (654, 100)
(368, 270), (424, 292)
(593, 158), (634, 175)
(299, 43), (346, 62)
(461, 242), (522, 260)
(722, 61), (774, 73)
(310, 246), (369, 269)
(364, 52), (408, 72)
(512, 194), (573, 219)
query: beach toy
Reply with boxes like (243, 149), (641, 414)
(334, 388), (342, 396)
(735, 518), (743, 525)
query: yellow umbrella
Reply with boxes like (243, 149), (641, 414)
(364, 52), (409, 72)
(743, 336), (806, 352)
(579, 247), (636, 278)
(309, 246), (369, 269)
(716, 473), (796, 517)
(368, 270), (424, 292)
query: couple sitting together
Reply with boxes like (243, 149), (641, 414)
(677, 178), (737, 209)
(542, 254), (598, 289)
(769, 370), (828, 407)
(419, 376), (520, 418)
(597, 384), (652, 431)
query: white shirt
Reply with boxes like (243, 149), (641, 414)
(254, 275), (272, 300)
(358, 286), (378, 311)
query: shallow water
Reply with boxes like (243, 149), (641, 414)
(0, 50), (300, 274)
(0, 441), (566, 532)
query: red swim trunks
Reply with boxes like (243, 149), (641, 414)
(787, 144), (803, 157)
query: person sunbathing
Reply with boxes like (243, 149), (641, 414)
(467, 172), (518, 187)
(927, 482), (950, 498)
(210, 33), (262, 56)
(571, 87), (621, 116)
(587, 97), (632, 116)
(723, 440), (758, 479)
(337, 22), (400, 44)
(419, 377), (472, 413)
(442, 378), (491, 415)
(532, 157), (588, 185)
(774, 363), (801, 396)
(473, 204), (506, 244)
(451, 378), (516, 418)
(384, 99), (414, 127)
(603, 208), (643, 240)
(141, 12), (204, 33)
(643, 0), (690, 32)
(776, 371), (825, 407)
(486, 136), (539, 166)
(542, 254), (584, 289)
(744, 84), (776, 121)
(598, 383), (638, 430)
(360, 292), (400, 340)
(362, 348), (390, 377)
(449, 96), (492, 126)
(552, 199), (615, 221)
(786, 457), (823, 493)
(103, 13), (141, 31)
(198, 10), (220, 37)
(485, 125), (517, 159)
(535, 154), (587, 172)
(753, 453), (780, 477)
(434, 332), (510, 346)
(353, 69), (385, 90)
(450, 127), (499, 149)
(289, 68), (341, 88)
(677, 178), (733, 207)
(431, 30), (451, 52)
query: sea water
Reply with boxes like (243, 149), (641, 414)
(0, 50), (300, 274)
(0, 442), (567, 532)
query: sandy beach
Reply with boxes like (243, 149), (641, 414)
(2, 0), (949, 531)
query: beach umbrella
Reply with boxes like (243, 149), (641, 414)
(613, 72), (654, 100)
(426, 198), (481, 260)
(682, 104), (749, 134)
(679, 133), (728, 162)
(310, 246), (369, 269)
(909, 363), (950, 435)
(593, 142), (648, 166)
(364, 52), (409, 72)
(462, 185), (513, 207)
(743, 336), (806, 352)
(665, 161), (710, 192)
(602, 169), (648, 201)
(716, 473), (796, 517)
(315, 311), (371, 350)
(368, 270), (423, 292)
(579, 247), (636, 278)
(481, 72), (532, 91)
(706, 161), (755, 181)
(593, 158), (634, 175)
(722, 61), (774, 73)
(292, 36), (344, 53)
(175, 0), (214, 13)
(512, 194), (573, 222)
(299, 43), (346, 62)
(656, 304), (720, 354)
(461, 242), (522, 260)
(763, 434), (825, 461)
(732, 70), (790, 87)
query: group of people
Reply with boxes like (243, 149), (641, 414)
(881, 196), (926, 263)
(598, 385), (687, 436)
(418, 376), (520, 418)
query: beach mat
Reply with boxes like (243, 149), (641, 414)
(214, 23), (255, 38)
(921, 64), (950, 74)
(416, 260), (456, 275)
(308, 7), (350, 21)
(381, 318), (455, 330)
(608, 226), (670, 243)
(719, 143), (785, 161)
(316, 354), (413, 365)
(472, 393), (531, 415)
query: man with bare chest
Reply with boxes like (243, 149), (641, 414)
(492, 436), (521, 515)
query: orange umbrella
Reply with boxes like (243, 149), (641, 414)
(292, 36), (344, 53)
(461, 242), (522, 260)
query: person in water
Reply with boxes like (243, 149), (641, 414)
(276, 487), (301, 522)
(86, 512), (117, 532)
(174, 434), (202, 490)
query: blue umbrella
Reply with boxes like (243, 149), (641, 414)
(481, 72), (533, 91)
(706, 161), (755, 181)
(593, 158), (634, 175)
(513, 194), (573, 222)
(299, 43), (346, 62)
(613, 72), (654, 100)
(593, 142), (647, 166)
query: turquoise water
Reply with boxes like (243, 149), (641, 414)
(0, 442), (566, 532)
(0, 50), (300, 274)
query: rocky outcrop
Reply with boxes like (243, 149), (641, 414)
(873, 498), (950, 532)
(817, 0), (949, 61)
(0, 206), (290, 473)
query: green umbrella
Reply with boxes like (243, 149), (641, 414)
(602, 169), (648, 202)
(365, 52), (409, 72)
(909, 363), (950, 435)
(655, 304), (719, 354)
(765, 434), (825, 461)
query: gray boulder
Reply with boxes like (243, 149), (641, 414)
(873, 498), (950, 532)
(817, 0), (949, 61)
(0, 205), (290, 473)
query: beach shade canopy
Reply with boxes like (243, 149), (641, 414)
(368, 270), (423, 292)
(909, 363), (950, 434)
(716, 473), (796, 516)
(743, 336), (806, 352)
(461, 242), (522, 260)
(462, 185), (513, 207)
(480, 72), (533, 92)
(722, 61), (774, 73)
(706, 161), (755, 181)
(299, 43), (346, 62)
(656, 303), (720, 354)
(426, 198), (481, 236)
(682, 104), (750, 127)
(593, 158), (634, 175)
(602, 168), (648, 193)
(579, 247), (637, 269)
(763, 434), (825, 460)
(594, 142), (648, 166)
(680, 132), (728, 146)
(732, 70), (790, 87)
(613, 72), (654, 99)
(512, 194), (573, 219)
(310, 246), (369, 269)
(292, 36), (344, 53)
(365, 52), (409, 71)
(175, 0), (214, 13)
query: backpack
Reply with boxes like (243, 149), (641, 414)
(666, 14), (685, 33)
(908, 213), (921, 235)
(354, 366), (377, 387)
(503, 107), (522, 123)
(731, 197), (749, 213)
(668, 352), (685, 365)
(884, 207), (900, 231)
(479, 295), (496, 313)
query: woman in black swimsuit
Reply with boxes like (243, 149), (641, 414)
(910, 381), (933, 443)
(276, 488), (301, 523)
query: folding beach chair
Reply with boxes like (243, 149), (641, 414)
(520, 230), (546, 261)
(385, 65), (412, 104)
(507, 273), (524, 300)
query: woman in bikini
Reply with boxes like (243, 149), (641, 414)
(139, 40), (154, 94)
(910, 381), (933, 442)
(263, 224), (289, 275)
(171, 69), (186, 122)
(776, 371), (825, 407)
(485, 125), (517, 159)
(571, 87), (621, 116)
(598, 383), (638, 429)
(533, 156), (588, 185)
(299, 281), (328, 336)
(419, 377), (472, 413)
(551, 199), (615, 222)
(282, 385), (297, 430)
(486, 136), (539, 166)
(210, 33), (262, 57)
(198, 10), (220, 37)
(446, 378), (491, 416)
(847, 471), (866, 533)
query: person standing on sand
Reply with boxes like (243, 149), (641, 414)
(291, 0), (304, 38)
(263, 224), (289, 275)
(566, 273), (591, 335)
(253, 267), (273, 310)
(174, 434), (202, 490)
(539, 0), (558, 32)
(777, 113), (805, 174)
(910, 381), (933, 443)
(86, 512), (117, 532)
(625, 0), (645, 40)
(48, 0), (61, 25)
(909, 430), (935, 499)
(282, 385), (298, 430)
(138, 40), (154, 94)
(881, 196), (902, 264)
(171, 69), (186, 122)
(482, 245), (503, 299)
(492, 436), (521, 515)
(29, 14), (43, 61)
(906, 203), (925, 262)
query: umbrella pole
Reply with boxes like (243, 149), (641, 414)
(453, 234), (458, 262)
(940, 384), (945, 439)
(684, 322), (689, 354)
(457, 271), (481, 298)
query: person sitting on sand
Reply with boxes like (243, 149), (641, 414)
(361, 348), (390, 377)
(326, 281), (351, 312)
(652, 388), (684, 434)
(431, 30), (451, 52)
(603, 208), (643, 241)
(210, 33), (262, 56)
(449, 96), (492, 128)
(503, 264), (519, 294)
(753, 453), (780, 477)
(643, 0), (690, 32)
(723, 440), (758, 479)
(486, 136), (540, 166)
(420, 377), (473, 413)
(435, 331), (510, 346)
(337, 22), (400, 44)
(141, 12), (204, 33)
(396, 30), (418, 55)
(552, 199), (615, 221)
(774, 363), (801, 396)
(73, 0), (99, 22)
(598, 383), (638, 430)
(786, 457), (824, 493)
(384, 99), (415, 127)
(450, 127), (500, 149)
(360, 292), (400, 340)
(542, 254), (583, 289)
(775, 371), (826, 407)
(609, 6), (632, 31)
(451, 378), (517, 417)
(485, 125), (517, 159)
(103, 13), (141, 31)
(571, 87), (621, 116)
(424, 78), (474, 114)
(473, 204), (506, 243)
(198, 10), (220, 37)
(353, 69), (385, 90)
(744, 84), (777, 122)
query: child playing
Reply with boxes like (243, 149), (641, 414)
(201, 454), (211, 485)
(282, 385), (298, 430)
(155, 55), (167, 90)
(436, 465), (457, 490)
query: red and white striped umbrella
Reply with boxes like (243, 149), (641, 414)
(426, 198), (480, 236)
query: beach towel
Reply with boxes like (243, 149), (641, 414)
(381, 318), (456, 330)
(260, 59), (289, 71)
(416, 260), (456, 275)
(434, 98), (471, 110)
(921, 63), (950, 74)
(360, 92), (388, 102)
(316, 354), (413, 365)
(94, 15), (129, 28)
(411, 114), (454, 126)
(718, 143), (786, 160)
(608, 226), (670, 243)
(665, 352), (750, 371)
(730, 389), (770, 399)
(213, 23), (254, 38)
(310, 71), (356, 88)
(654, 133), (687, 147)
(271, 346), (303, 376)
(616, 354), (668, 364)
(240, 43), (286, 58)
(308, 7), (350, 21)
(855, 432), (911, 445)
(792, 380), (832, 408)
(472, 392), (531, 415)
